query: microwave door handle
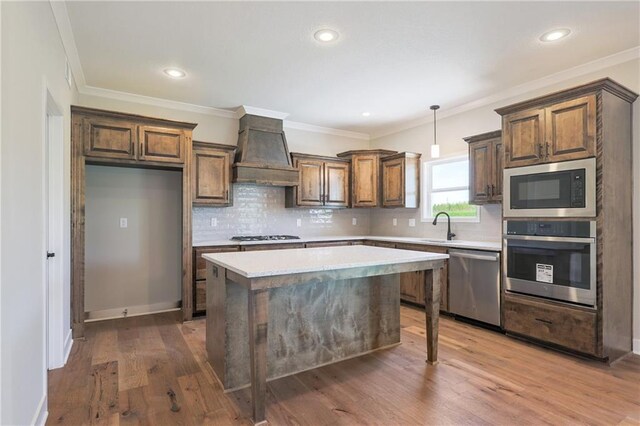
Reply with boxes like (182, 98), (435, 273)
(504, 235), (595, 244)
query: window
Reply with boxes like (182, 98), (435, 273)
(422, 155), (479, 222)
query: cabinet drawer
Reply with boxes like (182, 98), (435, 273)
(504, 294), (597, 355)
(194, 280), (206, 314)
(241, 243), (305, 252)
(194, 246), (239, 280)
(305, 241), (351, 248)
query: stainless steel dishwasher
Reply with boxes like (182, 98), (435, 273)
(449, 249), (501, 326)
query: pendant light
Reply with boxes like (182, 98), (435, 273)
(430, 105), (440, 158)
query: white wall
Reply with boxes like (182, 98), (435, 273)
(1, 2), (77, 425)
(85, 166), (182, 318)
(370, 58), (640, 346)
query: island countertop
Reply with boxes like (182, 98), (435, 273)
(202, 245), (449, 278)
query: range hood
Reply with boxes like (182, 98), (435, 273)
(233, 112), (299, 186)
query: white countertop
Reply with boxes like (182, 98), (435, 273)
(202, 245), (449, 278)
(193, 235), (501, 251)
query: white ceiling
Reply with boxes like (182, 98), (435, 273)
(65, 1), (639, 136)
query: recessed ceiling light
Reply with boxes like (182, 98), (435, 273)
(539, 28), (571, 42)
(362, 112), (371, 117)
(314, 29), (339, 43)
(163, 68), (186, 79)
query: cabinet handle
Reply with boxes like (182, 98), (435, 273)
(225, 190), (228, 200)
(538, 143), (544, 159)
(486, 185), (490, 196)
(535, 318), (553, 325)
(545, 142), (550, 159)
(491, 184), (495, 197)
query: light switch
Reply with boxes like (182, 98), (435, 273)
(409, 218), (416, 227)
(296, 218), (302, 227)
(120, 218), (128, 228)
(210, 218), (217, 227)
(393, 218), (397, 226)
(352, 218), (357, 226)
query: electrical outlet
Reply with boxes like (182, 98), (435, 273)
(352, 217), (357, 226)
(409, 218), (416, 227)
(119, 218), (128, 228)
(393, 218), (397, 226)
(210, 218), (217, 227)
(296, 218), (302, 227)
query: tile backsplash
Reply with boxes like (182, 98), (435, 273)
(193, 185), (370, 244)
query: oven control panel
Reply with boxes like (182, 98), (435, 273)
(505, 220), (593, 237)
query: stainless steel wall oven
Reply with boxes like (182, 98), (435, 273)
(503, 220), (596, 307)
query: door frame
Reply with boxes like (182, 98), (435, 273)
(44, 88), (71, 370)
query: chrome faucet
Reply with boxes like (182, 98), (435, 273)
(432, 212), (456, 241)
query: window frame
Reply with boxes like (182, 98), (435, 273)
(421, 153), (481, 223)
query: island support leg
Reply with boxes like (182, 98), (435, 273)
(248, 288), (269, 425)
(423, 266), (442, 365)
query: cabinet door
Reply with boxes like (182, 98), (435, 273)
(503, 109), (545, 168)
(324, 161), (350, 207)
(139, 125), (185, 164)
(545, 95), (596, 163)
(193, 149), (232, 205)
(382, 157), (405, 207)
(491, 138), (504, 201)
(352, 155), (379, 207)
(296, 159), (324, 206)
(83, 117), (137, 160)
(469, 141), (492, 204)
(400, 271), (425, 304)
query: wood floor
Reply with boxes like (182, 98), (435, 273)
(48, 306), (640, 425)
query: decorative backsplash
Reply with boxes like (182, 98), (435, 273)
(193, 184), (371, 244)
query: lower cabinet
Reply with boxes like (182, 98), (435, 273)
(503, 293), (598, 356)
(192, 245), (240, 315)
(365, 241), (450, 312)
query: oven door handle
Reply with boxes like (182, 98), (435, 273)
(504, 235), (595, 244)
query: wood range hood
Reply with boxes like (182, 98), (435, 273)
(233, 113), (299, 186)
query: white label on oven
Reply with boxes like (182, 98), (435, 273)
(536, 263), (553, 284)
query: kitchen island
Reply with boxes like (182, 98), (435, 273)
(203, 245), (448, 425)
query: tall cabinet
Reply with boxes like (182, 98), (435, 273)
(496, 78), (638, 361)
(464, 130), (503, 204)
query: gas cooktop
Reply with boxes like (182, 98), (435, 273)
(230, 235), (301, 242)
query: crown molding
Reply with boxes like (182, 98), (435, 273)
(371, 45), (640, 139)
(78, 85), (237, 118)
(284, 120), (370, 140)
(50, 0), (86, 87)
(236, 105), (290, 120)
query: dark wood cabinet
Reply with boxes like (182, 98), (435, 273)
(465, 130), (502, 204)
(192, 141), (235, 206)
(139, 125), (186, 164)
(503, 293), (597, 355)
(500, 94), (596, 168)
(193, 245), (240, 315)
(496, 78), (638, 361)
(381, 152), (421, 208)
(83, 116), (138, 160)
(337, 150), (397, 208)
(286, 153), (350, 208)
(395, 243), (449, 312)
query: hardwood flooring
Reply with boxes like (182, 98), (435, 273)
(48, 306), (640, 425)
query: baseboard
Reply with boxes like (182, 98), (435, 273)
(31, 394), (48, 426)
(634, 338), (640, 355)
(85, 301), (181, 322)
(62, 329), (73, 364)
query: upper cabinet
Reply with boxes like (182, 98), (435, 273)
(285, 153), (350, 208)
(192, 141), (236, 206)
(464, 130), (503, 204)
(76, 106), (196, 166)
(381, 152), (421, 208)
(499, 92), (596, 168)
(336, 150), (397, 207)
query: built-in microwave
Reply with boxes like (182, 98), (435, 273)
(503, 158), (596, 218)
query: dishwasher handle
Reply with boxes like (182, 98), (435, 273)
(449, 249), (500, 262)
